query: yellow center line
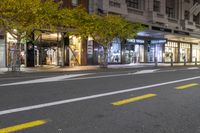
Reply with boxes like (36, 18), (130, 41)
(176, 83), (199, 90)
(0, 120), (47, 133)
(112, 93), (157, 106)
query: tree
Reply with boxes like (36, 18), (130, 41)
(78, 14), (145, 67)
(0, 0), (66, 69)
(0, 0), (62, 45)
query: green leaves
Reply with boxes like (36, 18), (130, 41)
(0, 0), (62, 41)
(79, 14), (145, 47)
(0, 1), (145, 46)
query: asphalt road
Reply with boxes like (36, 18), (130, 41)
(0, 67), (200, 133)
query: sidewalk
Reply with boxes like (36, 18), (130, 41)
(0, 62), (199, 74)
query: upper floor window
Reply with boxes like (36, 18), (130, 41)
(193, 13), (200, 24)
(166, 7), (175, 18)
(194, 0), (200, 4)
(126, 0), (139, 9)
(72, 0), (78, 6)
(153, 0), (160, 12)
(109, 0), (121, 8)
(184, 0), (190, 3)
(184, 10), (190, 20)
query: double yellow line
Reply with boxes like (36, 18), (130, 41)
(0, 120), (47, 133)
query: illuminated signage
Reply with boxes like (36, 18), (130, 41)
(127, 39), (145, 44)
(150, 39), (167, 44)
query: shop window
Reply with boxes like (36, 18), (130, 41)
(192, 44), (200, 62)
(180, 43), (191, 62)
(0, 39), (5, 67)
(69, 36), (81, 66)
(108, 38), (121, 63)
(165, 41), (178, 62)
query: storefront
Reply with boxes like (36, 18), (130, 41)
(146, 39), (166, 63)
(123, 39), (145, 64)
(35, 33), (84, 67)
(164, 41), (179, 62)
(6, 32), (25, 67)
(192, 44), (200, 62)
(69, 35), (82, 66)
(35, 33), (62, 66)
(0, 35), (5, 67)
(108, 38), (121, 64)
(179, 42), (191, 62)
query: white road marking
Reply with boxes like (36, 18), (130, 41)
(0, 73), (92, 86)
(0, 76), (200, 116)
(187, 67), (199, 70)
(0, 72), (4, 74)
(134, 69), (159, 74)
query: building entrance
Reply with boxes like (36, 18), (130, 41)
(35, 42), (62, 66)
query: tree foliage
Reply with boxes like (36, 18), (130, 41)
(0, 0), (62, 41)
(76, 13), (145, 66)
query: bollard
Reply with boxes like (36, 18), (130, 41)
(184, 58), (186, 66)
(195, 57), (197, 66)
(154, 57), (158, 67)
(170, 56), (173, 67)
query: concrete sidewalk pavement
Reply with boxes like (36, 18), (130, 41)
(0, 62), (200, 74)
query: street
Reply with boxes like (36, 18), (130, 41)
(0, 67), (200, 133)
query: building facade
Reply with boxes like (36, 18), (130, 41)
(87, 0), (200, 64)
(4, 0), (200, 67)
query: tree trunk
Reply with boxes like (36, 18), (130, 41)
(100, 46), (108, 68)
(11, 37), (21, 71)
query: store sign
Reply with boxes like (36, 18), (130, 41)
(87, 40), (93, 55)
(41, 33), (61, 41)
(127, 39), (145, 44)
(150, 39), (167, 44)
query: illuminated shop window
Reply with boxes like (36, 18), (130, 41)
(165, 41), (178, 62)
(69, 35), (81, 66)
(180, 43), (191, 62)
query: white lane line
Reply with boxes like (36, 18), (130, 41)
(0, 72), (4, 74)
(0, 73), (92, 86)
(187, 67), (199, 70)
(134, 69), (159, 74)
(0, 76), (200, 116)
